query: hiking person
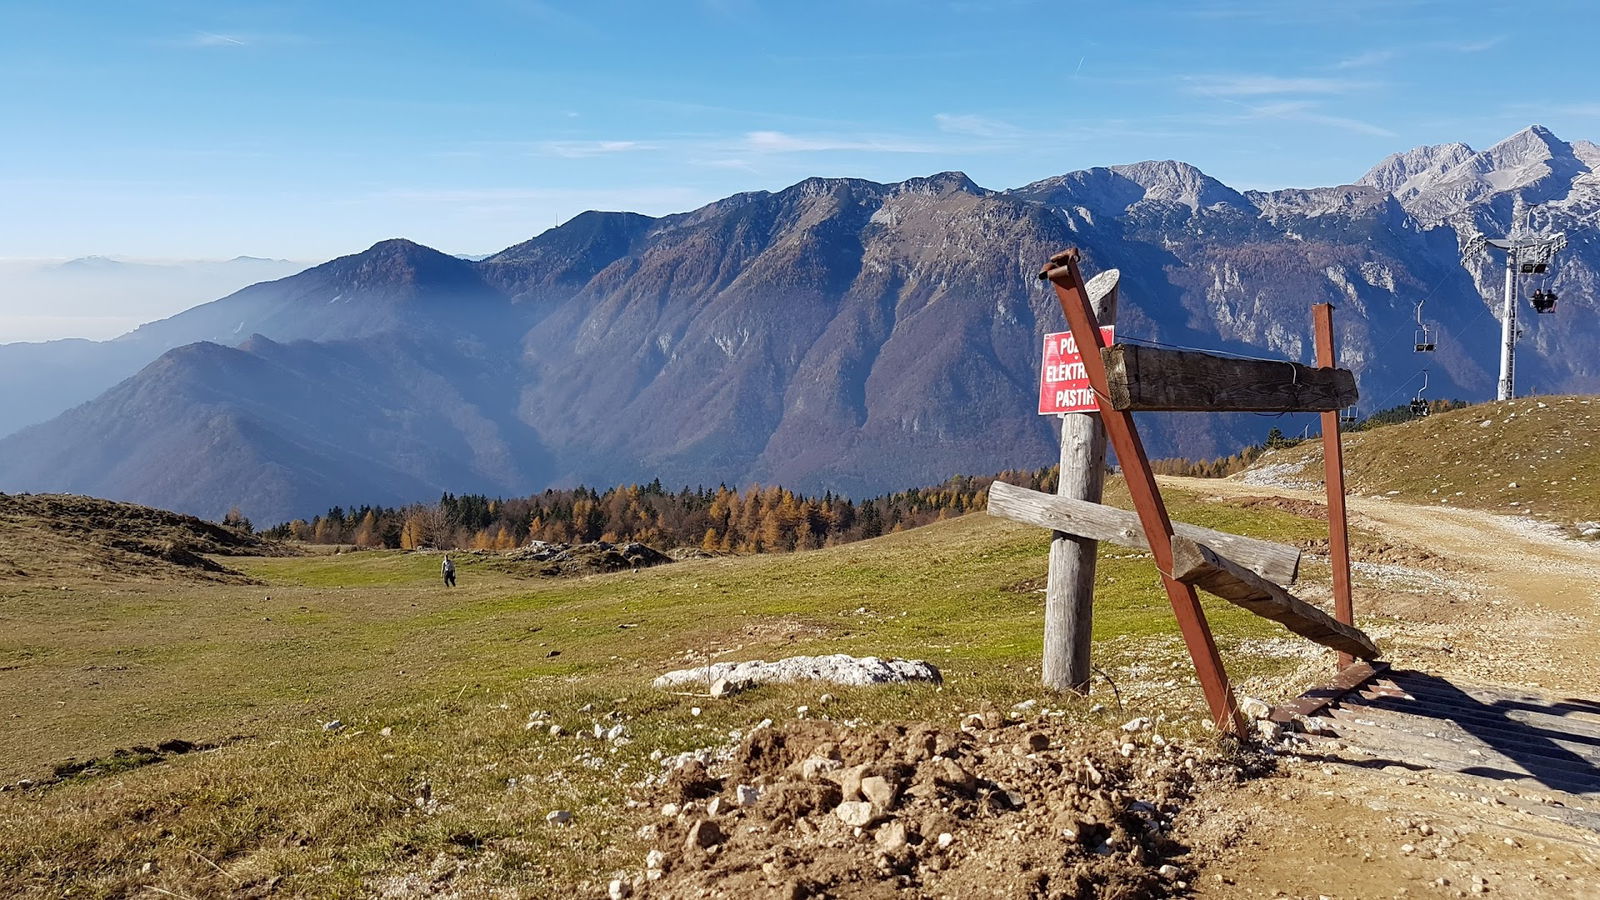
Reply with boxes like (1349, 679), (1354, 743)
(442, 554), (456, 587)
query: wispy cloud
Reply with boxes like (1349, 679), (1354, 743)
(189, 32), (248, 47)
(537, 140), (656, 159)
(740, 131), (936, 153)
(170, 31), (311, 49)
(1333, 49), (1399, 70)
(1185, 74), (1374, 97)
(933, 113), (1020, 138)
(1242, 101), (1396, 137)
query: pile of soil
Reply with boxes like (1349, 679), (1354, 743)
(634, 713), (1269, 899)
(494, 540), (673, 578)
(0, 492), (291, 584)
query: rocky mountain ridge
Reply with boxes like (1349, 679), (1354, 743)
(1, 125), (1594, 523)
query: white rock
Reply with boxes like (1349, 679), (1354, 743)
(661, 803), (680, 817)
(653, 654), (942, 690)
(690, 707), (702, 717)
(546, 810), (572, 826)
(549, 724), (564, 737)
(801, 757), (842, 780)
(819, 693), (835, 704)
(607, 724), (628, 741)
(1158, 864), (1180, 880)
(645, 848), (667, 870)
(735, 784), (761, 807)
(1121, 717), (1152, 733)
(1239, 696), (1272, 720)
(608, 878), (632, 899)
(834, 800), (877, 827)
(1012, 699), (1037, 712)
(937, 832), (955, 849)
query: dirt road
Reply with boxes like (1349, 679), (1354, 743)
(1160, 475), (1600, 899)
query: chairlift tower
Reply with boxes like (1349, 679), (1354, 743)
(1468, 199), (1566, 401)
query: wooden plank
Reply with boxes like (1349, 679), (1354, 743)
(1313, 304), (1357, 670)
(987, 480), (1302, 586)
(1099, 343), (1359, 412)
(1169, 535), (1380, 660)
(1045, 268), (1119, 693)
(1269, 660), (1387, 723)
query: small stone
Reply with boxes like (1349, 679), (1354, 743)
(819, 693), (835, 704)
(378, 726), (393, 737)
(1401, 843), (1416, 854)
(1239, 696), (1272, 720)
(860, 775), (898, 809)
(795, 705), (809, 717)
(834, 800), (877, 827)
(606, 724), (628, 741)
(685, 819), (724, 850)
(1256, 720), (1282, 742)
(710, 678), (745, 699)
(322, 720), (344, 732)
(549, 724), (564, 737)
(937, 832), (954, 849)
(876, 821), (910, 853)
(735, 784), (761, 807)
(801, 757), (842, 780)
(690, 707), (702, 717)
(140, 861), (157, 875)
(661, 802), (680, 817)
(1024, 732), (1049, 753)
(645, 848), (667, 870)
(1158, 864), (1180, 880)
(579, 703), (594, 713)
(546, 810), (572, 826)
(1012, 699), (1037, 712)
(608, 878), (632, 899)
(706, 797), (724, 816)
(1121, 717), (1151, 733)
(930, 758), (976, 794)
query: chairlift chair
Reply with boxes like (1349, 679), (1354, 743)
(1530, 289), (1558, 314)
(1339, 407), (1359, 427)
(1410, 398), (1431, 417)
(1413, 300), (1435, 352)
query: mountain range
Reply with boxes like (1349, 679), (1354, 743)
(1, 125), (1595, 524)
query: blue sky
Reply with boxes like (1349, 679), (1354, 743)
(3, 0), (1597, 260)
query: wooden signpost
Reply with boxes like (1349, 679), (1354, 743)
(990, 247), (1379, 737)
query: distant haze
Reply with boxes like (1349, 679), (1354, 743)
(0, 256), (311, 342)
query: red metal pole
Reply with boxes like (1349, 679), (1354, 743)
(1313, 304), (1355, 670)
(1042, 250), (1246, 738)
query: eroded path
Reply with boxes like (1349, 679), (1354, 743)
(1160, 476), (1600, 898)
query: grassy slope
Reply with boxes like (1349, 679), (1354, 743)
(0, 487), (1337, 898)
(1254, 396), (1600, 527)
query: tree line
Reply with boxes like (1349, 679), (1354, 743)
(257, 468), (1058, 554)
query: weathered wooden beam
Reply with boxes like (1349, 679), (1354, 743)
(1099, 343), (1359, 412)
(987, 480), (1302, 586)
(1169, 536), (1381, 660)
(1045, 267), (1120, 694)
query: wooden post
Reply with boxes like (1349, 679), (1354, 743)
(1044, 269), (1118, 693)
(1042, 250), (1246, 737)
(1313, 304), (1356, 670)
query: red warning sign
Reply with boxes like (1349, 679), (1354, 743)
(1038, 327), (1114, 415)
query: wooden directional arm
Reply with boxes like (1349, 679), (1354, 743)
(1169, 537), (1381, 661)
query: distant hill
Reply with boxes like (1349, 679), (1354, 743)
(0, 493), (292, 584)
(1236, 395), (1600, 531)
(2, 125), (1598, 522)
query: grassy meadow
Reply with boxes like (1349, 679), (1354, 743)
(0, 485), (1345, 897)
